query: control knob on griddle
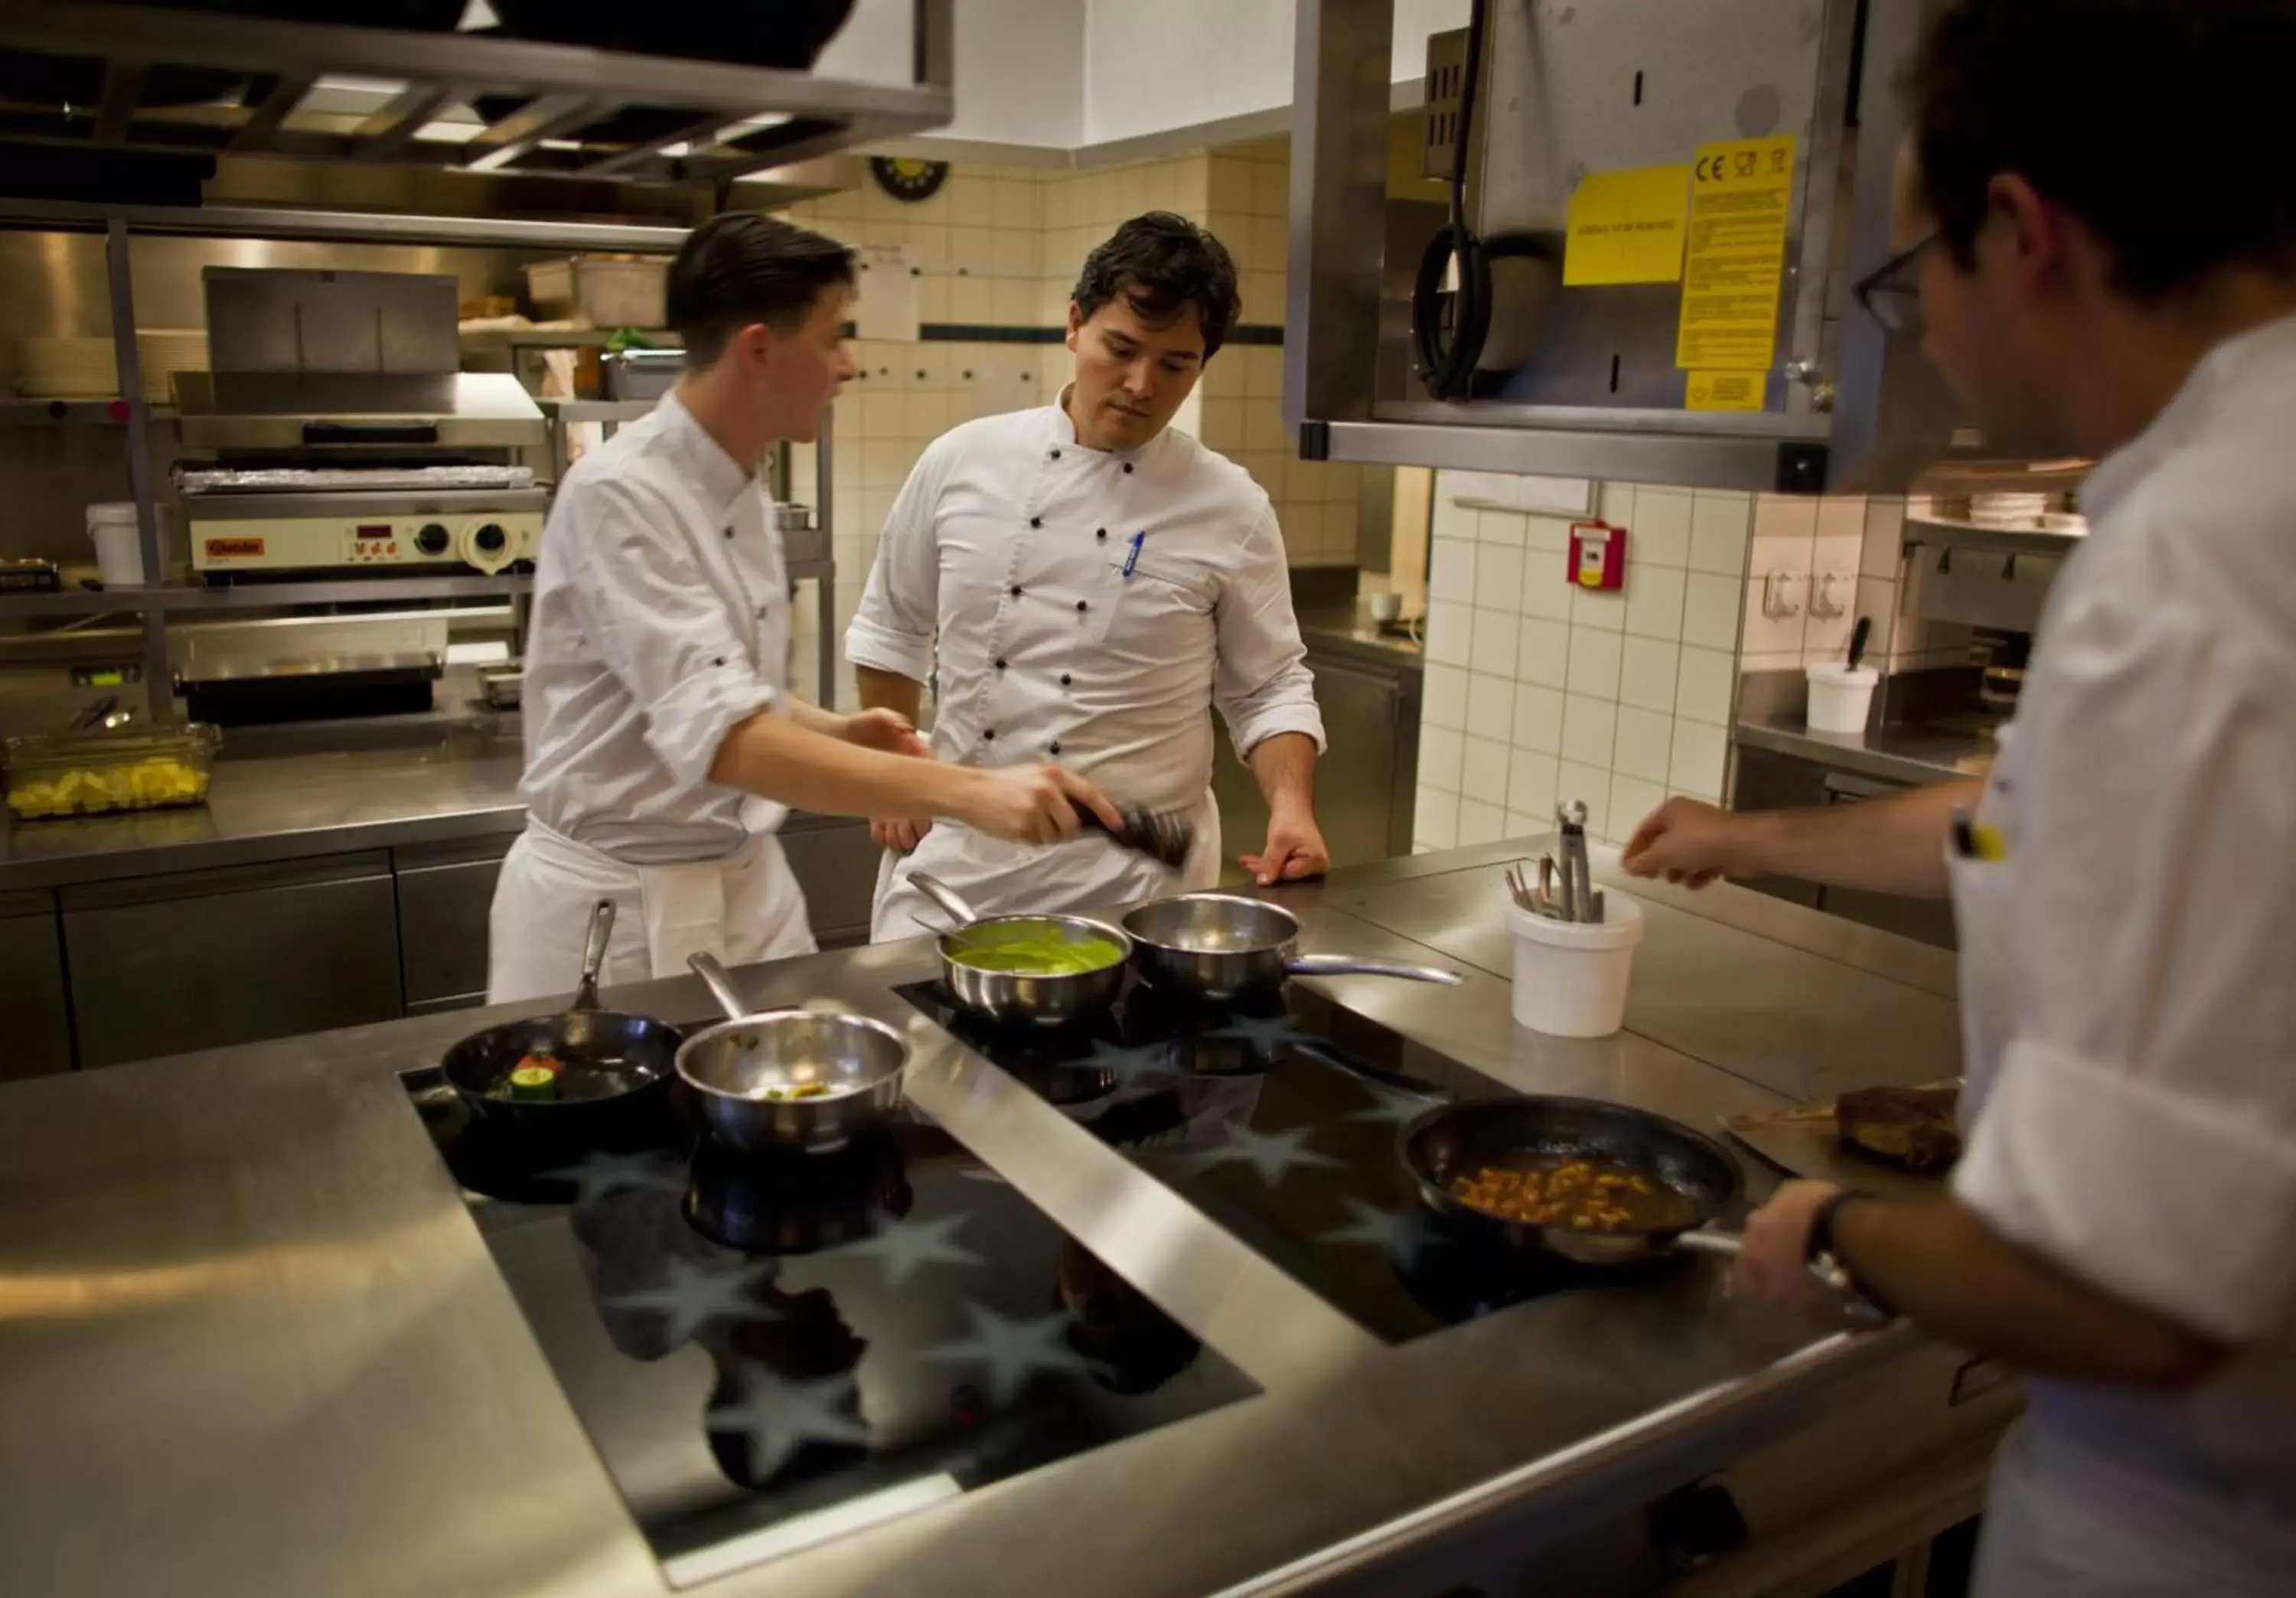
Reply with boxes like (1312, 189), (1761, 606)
(413, 523), (451, 556)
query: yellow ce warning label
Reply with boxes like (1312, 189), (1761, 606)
(1675, 135), (1797, 372)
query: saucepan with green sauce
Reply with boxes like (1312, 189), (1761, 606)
(910, 871), (1131, 1029)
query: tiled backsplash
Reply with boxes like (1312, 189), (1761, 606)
(1416, 478), (1750, 851)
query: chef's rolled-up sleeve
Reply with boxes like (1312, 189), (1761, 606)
(562, 476), (780, 795)
(1952, 588), (2296, 1345)
(1212, 504), (1326, 761)
(844, 439), (948, 684)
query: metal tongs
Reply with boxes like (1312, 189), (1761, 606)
(1502, 801), (1606, 924)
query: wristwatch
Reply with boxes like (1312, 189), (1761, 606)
(1806, 1189), (1896, 1326)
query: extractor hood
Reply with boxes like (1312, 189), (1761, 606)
(1287, 0), (1978, 494)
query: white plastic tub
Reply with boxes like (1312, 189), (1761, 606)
(1805, 662), (1880, 734)
(86, 501), (147, 586)
(1508, 892), (1644, 1038)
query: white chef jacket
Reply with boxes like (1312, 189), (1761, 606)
(1945, 313), (2296, 1596)
(845, 394), (1326, 938)
(488, 391), (814, 1001)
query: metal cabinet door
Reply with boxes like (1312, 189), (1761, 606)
(393, 836), (514, 1011)
(1212, 654), (1417, 873)
(781, 814), (881, 949)
(0, 890), (74, 1078)
(62, 853), (403, 1068)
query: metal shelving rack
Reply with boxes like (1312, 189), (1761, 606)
(0, 2), (938, 716)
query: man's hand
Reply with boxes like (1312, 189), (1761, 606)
(1621, 797), (1750, 888)
(1241, 804), (1329, 887)
(842, 706), (929, 759)
(843, 709), (933, 853)
(1728, 1179), (1864, 1329)
(955, 765), (1125, 846)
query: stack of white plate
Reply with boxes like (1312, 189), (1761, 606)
(1967, 491), (2054, 529)
(15, 331), (208, 403)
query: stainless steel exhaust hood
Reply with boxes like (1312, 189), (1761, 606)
(1287, 0), (1971, 493)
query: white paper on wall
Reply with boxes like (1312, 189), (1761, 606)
(853, 243), (921, 341)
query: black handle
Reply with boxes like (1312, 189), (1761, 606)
(302, 421), (439, 445)
(1847, 615), (1871, 670)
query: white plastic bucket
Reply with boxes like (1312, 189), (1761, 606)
(1805, 662), (1880, 734)
(87, 501), (148, 586)
(1508, 892), (1644, 1037)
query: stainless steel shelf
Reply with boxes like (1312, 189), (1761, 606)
(1900, 517), (2085, 559)
(0, 396), (178, 424)
(0, 198), (694, 254)
(0, 575), (533, 616)
(536, 399), (665, 425)
(0, 0), (952, 185)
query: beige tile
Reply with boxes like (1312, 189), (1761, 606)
(1570, 583), (1627, 632)
(991, 177), (1037, 230)
(1521, 512), (1577, 553)
(1461, 734), (1509, 801)
(1597, 481), (1636, 523)
(1469, 606), (1520, 676)
(1251, 161), (1290, 217)
(1669, 718), (1730, 798)
(1244, 271), (1286, 323)
(1561, 694), (1618, 768)
(1476, 544), (1527, 613)
(1244, 214), (1289, 270)
(1688, 491), (1753, 576)
(1414, 786), (1459, 850)
(1507, 748), (1560, 817)
(1465, 672), (1515, 741)
(1414, 726), (1469, 794)
(1171, 159), (1211, 218)
(1861, 496), (1907, 578)
(1674, 644), (1737, 726)
(1456, 798), (1505, 847)
(1244, 402), (1289, 453)
(1682, 572), (1743, 651)
(1753, 492), (1820, 540)
(1510, 683), (1564, 753)
(1244, 345), (1283, 400)
(1519, 553), (1575, 619)
(1422, 598), (1469, 666)
(1623, 563), (1686, 641)
(1210, 158), (1254, 216)
(1607, 776), (1668, 844)
(1613, 704), (1675, 784)
(1815, 494), (1867, 543)
(1630, 487), (1694, 567)
(993, 228), (1039, 276)
(1197, 396), (1244, 449)
(1619, 635), (1680, 713)
(1566, 626), (1623, 699)
(1740, 564), (1808, 657)
(1515, 618), (1570, 688)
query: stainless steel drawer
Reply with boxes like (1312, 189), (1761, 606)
(393, 836), (513, 1007)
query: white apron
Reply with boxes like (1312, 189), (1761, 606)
(1952, 729), (2296, 1597)
(486, 817), (814, 1004)
(869, 785), (1221, 939)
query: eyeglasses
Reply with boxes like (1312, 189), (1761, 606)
(1853, 228), (1942, 338)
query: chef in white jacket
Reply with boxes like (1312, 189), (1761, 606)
(491, 214), (1119, 1001)
(846, 214), (1329, 939)
(1619, 3), (2296, 1593)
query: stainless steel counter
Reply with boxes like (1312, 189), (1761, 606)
(0, 843), (1993, 1598)
(0, 713), (530, 892)
(1735, 714), (1996, 788)
(1294, 602), (1427, 675)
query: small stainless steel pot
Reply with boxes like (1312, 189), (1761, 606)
(1120, 892), (1463, 1004)
(909, 870), (1130, 1029)
(674, 954), (907, 1153)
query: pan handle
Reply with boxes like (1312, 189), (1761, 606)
(907, 870), (979, 932)
(573, 898), (615, 1011)
(1675, 1231), (1893, 1327)
(1285, 955), (1465, 986)
(1672, 1229), (1742, 1257)
(687, 952), (751, 1022)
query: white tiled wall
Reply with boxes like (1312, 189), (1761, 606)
(1414, 478), (1751, 851)
(1737, 492), (1975, 677)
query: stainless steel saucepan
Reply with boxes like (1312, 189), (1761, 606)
(909, 870), (1131, 1029)
(1120, 892), (1464, 1004)
(675, 954), (908, 1153)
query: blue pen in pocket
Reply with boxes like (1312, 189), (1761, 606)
(1122, 530), (1145, 579)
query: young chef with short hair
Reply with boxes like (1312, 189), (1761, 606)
(1620, 2), (2296, 1592)
(490, 214), (1119, 1002)
(846, 213), (1330, 941)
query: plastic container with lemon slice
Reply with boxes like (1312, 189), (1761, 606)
(3, 721), (220, 820)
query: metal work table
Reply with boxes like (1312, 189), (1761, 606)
(0, 843), (1988, 1597)
(1293, 604), (1427, 676)
(1735, 714), (1997, 789)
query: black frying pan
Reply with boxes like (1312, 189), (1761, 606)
(440, 899), (680, 1146)
(1400, 1095), (1746, 1267)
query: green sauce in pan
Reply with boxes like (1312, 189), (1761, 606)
(945, 921), (1125, 977)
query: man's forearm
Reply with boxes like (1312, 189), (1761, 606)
(1247, 732), (1317, 816)
(781, 697), (846, 739)
(1835, 1197), (2227, 1389)
(709, 708), (970, 821)
(856, 665), (924, 726)
(1734, 777), (1979, 898)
